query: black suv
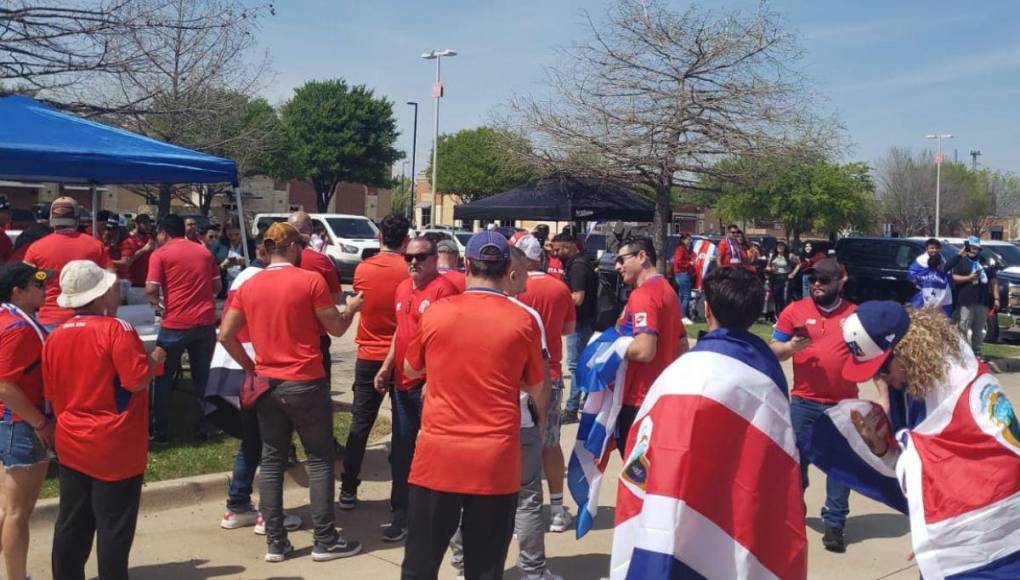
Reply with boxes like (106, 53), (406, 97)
(835, 237), (956, 305)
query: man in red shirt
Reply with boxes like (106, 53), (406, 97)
(287, 211), (342, 376)
(671, 232), (695, 323)
(220, 222), (364, 563)
(513, 235), (577, 536)
(0, 198), (13, 263)
(717, 225), (751, 270)
(145, 214), (222, 442)
(24, 197), (115, 328)
(614, 237), (687, 451)
(400, 231), (548, 579)
(44, 260), (165, 580)
(436, 239), (466, 292)
(340, 213), (410, 509)
(118, 214), (155, 288)
(770, 257), (856, 553)
(372, 236), (459, 542)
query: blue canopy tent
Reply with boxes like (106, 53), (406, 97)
(0, 95), (246, 258)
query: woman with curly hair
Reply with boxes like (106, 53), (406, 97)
(839, 301), (1020, 579)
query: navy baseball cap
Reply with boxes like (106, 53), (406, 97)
(841, 301), (912, 383)
(465, 230), (510, 262)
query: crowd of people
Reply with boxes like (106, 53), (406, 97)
(0, 196), (1015, 580)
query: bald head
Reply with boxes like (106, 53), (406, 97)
(287, 211), (312, 236)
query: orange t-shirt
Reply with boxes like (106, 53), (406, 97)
(406, 290), (546, 495)
(24, 231), (112, 326)
(353, 251), (408, 361)
(517, 272), (575, 379)
(392, 274), (460, 389)
(230, 263), (335, 381)
(438, 268), (466, 293)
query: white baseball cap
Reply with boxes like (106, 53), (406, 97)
(57, 260), (117, 309)
(514, 234), (543, 262)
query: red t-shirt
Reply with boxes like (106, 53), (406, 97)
(230, 264), (335, 381)
(618, 275), (685, 407)
(24, 231), (113, 326)
(43, 315), (150, 481)
(353, 251), (408, 361)
(672, 244), (695, 276)
(438, 268), (466, 293)
(146, 238), (219, 330)
(774, 298), (859, 403)
(717, 238), (747, 267)
(406, 291), (545, 495)
(9, 244), (28, 264)
(546, 256), (565, 280)
(301, 248), (341, 295)
(0, 230), (12, 263)
(517, 272), (575, 379)
(119, 233), (151, 287)
(392, 274), (460, 389)
(0, 310), (45, 421)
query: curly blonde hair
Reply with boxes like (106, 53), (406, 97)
(893, 308), (963, 397)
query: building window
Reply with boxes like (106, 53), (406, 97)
(991, 226), (1004, 241)
(421, 206), (432, 227)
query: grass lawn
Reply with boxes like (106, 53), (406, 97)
(39, 376), (387, 499)
(685, 320), (775, 342)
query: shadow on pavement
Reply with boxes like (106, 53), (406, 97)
(588, 506), (617, 532)
(531, 552), (611, 580)
(128, 558), (246, 579)
(806, 513), (910, 544)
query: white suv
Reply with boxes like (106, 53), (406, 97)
(251, 213), (380, 280)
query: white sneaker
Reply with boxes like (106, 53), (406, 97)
(254, 512), (302, 535)
(549, 508), (573, 533)
(682, 317), (693, 325)
(220, 509), (259, 529)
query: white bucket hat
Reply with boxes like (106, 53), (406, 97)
(57, 260), (117, 309)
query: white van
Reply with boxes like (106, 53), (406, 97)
(251, 213), (380, 280)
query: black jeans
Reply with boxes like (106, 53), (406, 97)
(152, 324), (217, 439)
(616, 404), (640, 457)
(256, 378), (336, 545)
(320, 334), (332, 378)
(52, 466), (143, 580)
(770, 275), (790, 317)
(341, 358), (387, 494)
(390, 385), (424, 516)
(401, 485), (517, 580)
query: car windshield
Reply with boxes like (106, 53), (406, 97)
(326, 218), (378, 239)
(454, 232), (472, 246)
(987, 244), (1020, 267)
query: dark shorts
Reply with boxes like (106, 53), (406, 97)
(0, 420), (48, 468)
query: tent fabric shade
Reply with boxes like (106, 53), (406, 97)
(452, 175), (655, 222)
(0, 96), (237, 185)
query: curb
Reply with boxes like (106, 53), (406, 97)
(33, 438), (391, 525)
(989, 358), (1020, 374)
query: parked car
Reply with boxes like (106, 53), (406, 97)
(251, 213), (380, 281)
(417, 228), (469, 254)
(835, 237), (956, 305)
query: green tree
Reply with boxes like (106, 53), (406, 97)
(274, 79), (402, 212)
(425, 127), (537, 202)
(715, 156), (877, 241)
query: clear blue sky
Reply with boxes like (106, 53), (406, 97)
(252, 0), (1020, 175)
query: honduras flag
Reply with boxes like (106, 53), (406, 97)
(610, 328), (806, 580)
(567, 326), (633, 539)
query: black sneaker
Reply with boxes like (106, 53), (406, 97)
(337, 490), (357, 510)
(381, 516), (407, 543)
(822, 526), (846, 553)
(560, 410), (579, 424)
(312, 535), (362, 561)
(264, 538), (294, 563)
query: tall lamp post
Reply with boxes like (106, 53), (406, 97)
(421, 49), (456, 226)
(926, 133), (953, 237)
(406, 101), (418, 224)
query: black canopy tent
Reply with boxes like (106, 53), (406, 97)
(452, 175), (655, 222)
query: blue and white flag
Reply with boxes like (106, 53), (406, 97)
(567, 326), (633, 538)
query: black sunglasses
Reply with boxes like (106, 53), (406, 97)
(615, 251), (639, 265)
(404, 252), (436, 263)
(807, 275), (835, 286)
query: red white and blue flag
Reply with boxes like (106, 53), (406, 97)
(610, 328), (806, 580)
(567, 326), (633, 538)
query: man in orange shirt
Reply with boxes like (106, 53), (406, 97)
(23, 197), (115, 328)
(400, 231), (549, 579)
(220, 223), (364, 563)
(340, 213), (410, 509)
(436, 239), (465, 292)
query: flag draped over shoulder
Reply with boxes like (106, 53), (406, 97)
(205, 266), (261, 434)
(811, 348), (1020, 580)
(567, 326), (633, 539)
(610, 327), (806, 580)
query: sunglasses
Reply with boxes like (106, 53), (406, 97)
(615, 251), (639, 265)
(807, 275), (835, 286)
(404, 252), (436, 263)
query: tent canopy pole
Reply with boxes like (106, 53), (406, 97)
(234, 186), (250, 263)
(91, 185), (99, 238)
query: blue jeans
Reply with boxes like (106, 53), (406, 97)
(390, 384), (423, 517)
(152, 325), (216, 440)
(674, 273), (692, 319)
(227, 407), (261, 512)
(790, 396), (851, 530)
(565, 324), (595, 414)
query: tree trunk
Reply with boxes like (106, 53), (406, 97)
(158, 184), (173, 219)
(653, 184), (672, 276)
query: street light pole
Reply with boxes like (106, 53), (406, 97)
(421, 49), (456, 226)
(925, 133), (953, 237)
(406, 101), (418, 224)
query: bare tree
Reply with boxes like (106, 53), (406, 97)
(506, 0), (834, 271)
